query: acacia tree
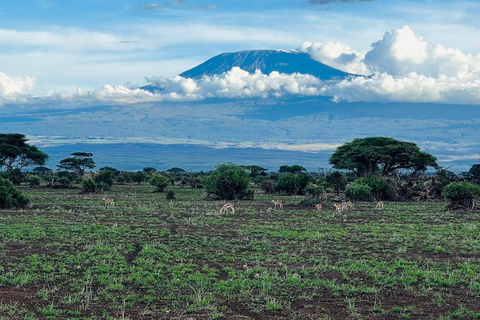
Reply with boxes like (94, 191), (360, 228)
(0, 133), (49, 171)
(57, 152), (95, 175)
(329, 137), (438, 177)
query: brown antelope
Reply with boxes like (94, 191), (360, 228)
(375, 201), (384, 210)
(334, 203), (343, 213)
(271, 200), (284, 210)
(220, 203), (235, 214)
(102, 197), (115, 207)
(345, 201), (352, 210)
(315, 203), (322, 212)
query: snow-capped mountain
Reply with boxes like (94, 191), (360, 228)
(180, 49), (353, 79)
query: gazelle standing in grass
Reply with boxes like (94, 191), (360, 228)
(102, 197), (115, 207)
(334, 203), (343, 213)
(271, 200), (284, 210)
(375, 201), (384, 210)
(220, 203), (235, 214)
(315, 203), (322, 213)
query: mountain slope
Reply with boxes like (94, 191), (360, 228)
(179, 49), (353, 79)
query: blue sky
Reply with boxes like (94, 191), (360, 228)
(0, 0), (479, 97)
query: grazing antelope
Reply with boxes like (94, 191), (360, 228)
(344, 201), (352, 210)
(375, 201), (384, 210)
(315, 203), (322, 212)
(102, 197), (115, 207)
(271, 200), (284, 210)
(334, 203), (343, 213)
(220, 203), (235, 214)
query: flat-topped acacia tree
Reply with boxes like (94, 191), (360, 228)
(57, 152), (95, 176)
(0, 133), (49, 171)
(329, 137), (438, 177)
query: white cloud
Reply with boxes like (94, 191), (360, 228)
(0, 71), (35, 105)
(4, 26), (480, 106)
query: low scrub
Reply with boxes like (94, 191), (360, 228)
(0, 177), (29, 209)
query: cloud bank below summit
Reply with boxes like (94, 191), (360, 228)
(1, 26), (480, 105)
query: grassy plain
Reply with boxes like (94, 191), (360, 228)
(0, 185), (479, 319)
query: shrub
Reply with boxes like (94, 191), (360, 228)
(275, 173), (310, 195)
(345, 183), (373, 201)
(57, 177), (72, 188)
(203, 163), (251, 200)
(444, 182), (480, 209)
(95, 170), (114, 190)
(28, 175), (41, 187)
(261, 180), (276, 194)
(166, 190), (176, 200)
(0, 177), (29, 209)
(149, 174), (170, 192)
(81, 178), (97, 193)
(304, 182), (323, 198)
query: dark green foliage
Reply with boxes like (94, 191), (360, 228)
(0, 177), (29, 209)
(95, 170), (114, 190)
(275, 172), (310, 195)
(32, 166), (53, 175)
(444, 182), (480, 209)
(57, 152), (95, 175)
(132, 171), (147, 184)
(345, 183), (373, 201)
(6, 168), (25, 185)
(0, 133), (49, 171)
(326, 171), (348, 195)
(278, 165), (307, 174)
(143, 167), (157, 175)
(261, 180), (276, 194)
(304, 182), (324, 198)
(57, 177), (72, 188)
(237, 189), (255, 200)
(166, 167), (186, 174)
(203, 163), (251, 200)
(244, 165), (268, 178)
(81, 178), (97, 193)
(166, 190), (176, 200)
(149, 173), (171, 192)
(329, 137), (438, 177)
(28, 175), (41, 187)
(469, 164), (480, 183)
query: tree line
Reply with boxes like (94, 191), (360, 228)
(1, 133), (479, 209)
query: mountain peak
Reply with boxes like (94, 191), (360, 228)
(179, 49), (353, 80)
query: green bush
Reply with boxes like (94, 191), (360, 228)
(304, 182), (324, 198)
(81, 178), (97, 193)
(149, 174), (170, 192)
(275, 173), (310, 195)
(203, 163), (251, 200)
(345, 183), (373, 201)
(0, 177), (29, 209)
(95, 170), (114, 190)
(261, 180), (276, 194)
(444, 182), (480, 208)
(28, 175), (41, 187)
(166, 190), (176, 200)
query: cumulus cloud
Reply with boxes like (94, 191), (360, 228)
(4, 26), (480, 106)
(0, 72), (35, 105)
(301, 25), (480, 104)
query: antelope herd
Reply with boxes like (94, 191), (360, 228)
(216, 199), (385, 214)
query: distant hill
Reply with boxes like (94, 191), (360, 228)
(179, 49), (353, 79)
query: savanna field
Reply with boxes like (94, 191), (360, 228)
(1, 185), (479, 320)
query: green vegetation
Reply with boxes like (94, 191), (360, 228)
(149, 173), (171, 192)
(0, 185), (479, 319)
(0, 133), (49, 171)
(203, 163), (251, 200)
(57, 152), (95, 175)
(329, 137), (438, 177)
(444, 181), (480, 209)
(0, 177), (29, 208)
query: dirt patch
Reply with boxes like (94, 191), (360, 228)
(0, 286), (38, 304)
